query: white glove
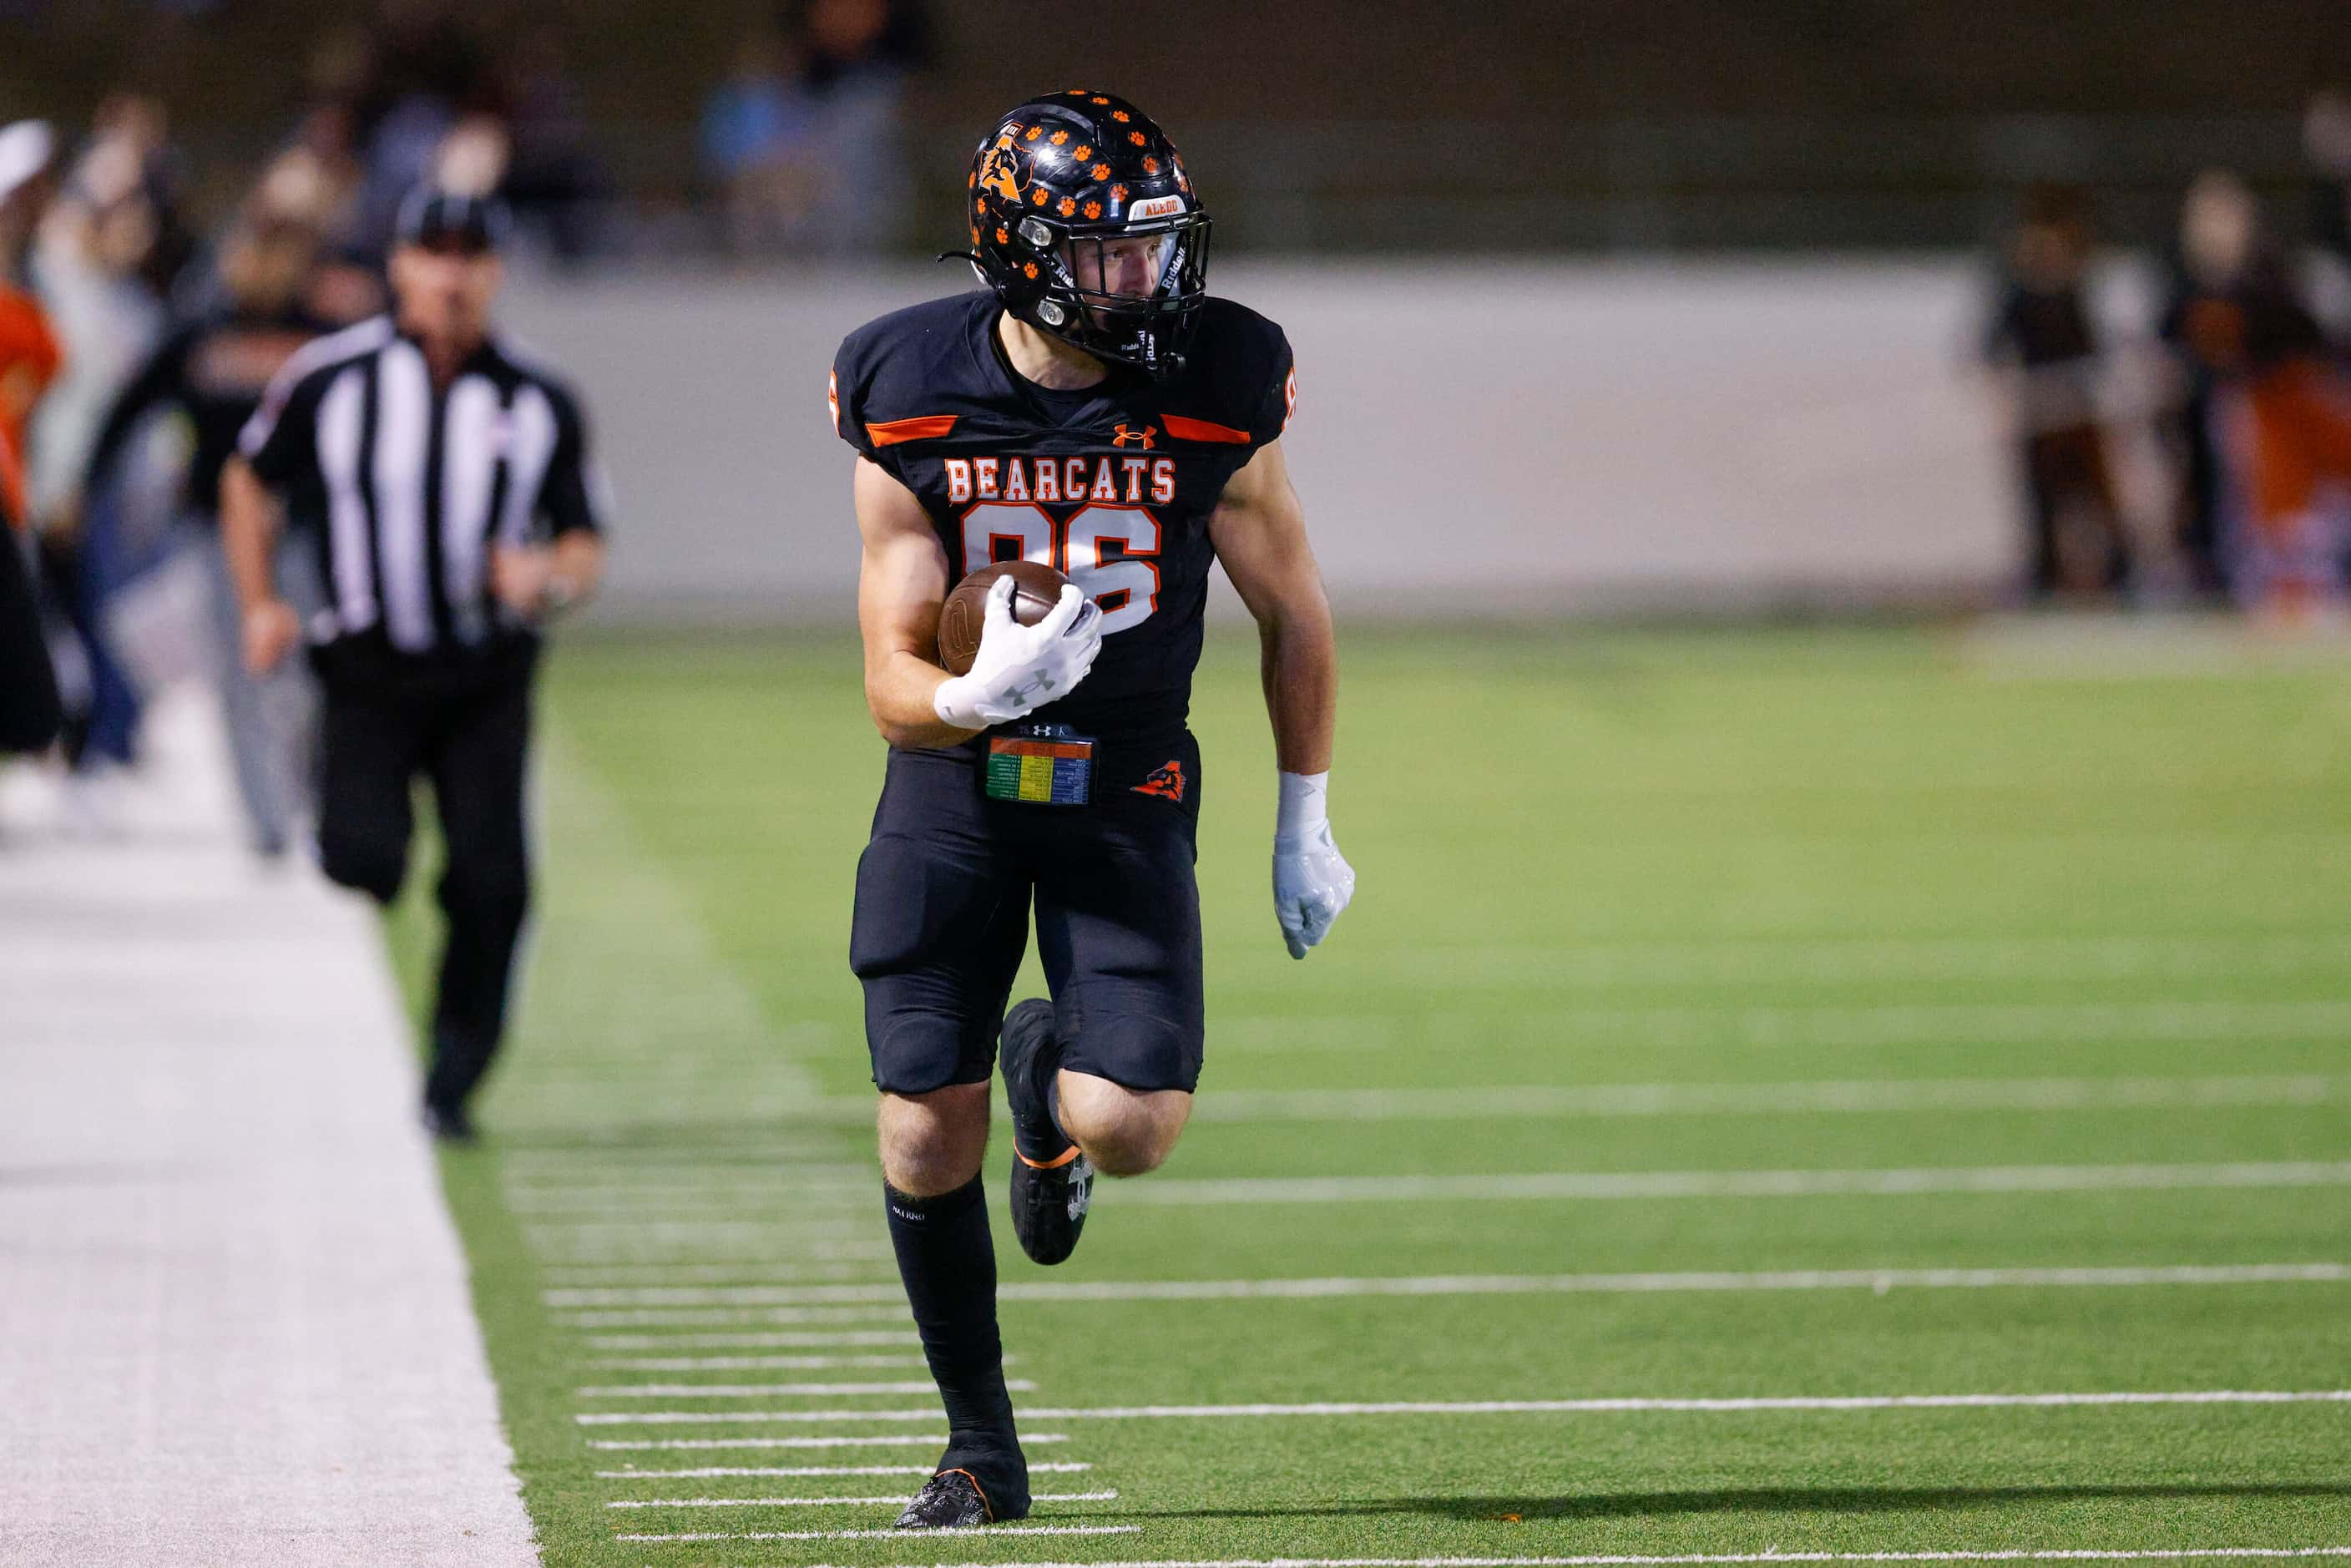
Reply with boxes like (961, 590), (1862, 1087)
(1272, 770), (1355, 959)
(934, 577), (1104, 731)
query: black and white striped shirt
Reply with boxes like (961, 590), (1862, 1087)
(238, 316), (609, 655)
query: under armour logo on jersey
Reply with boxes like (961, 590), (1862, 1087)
(1111, 423), (1156, 449)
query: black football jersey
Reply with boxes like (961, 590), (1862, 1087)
(831, 291), (1294, 756)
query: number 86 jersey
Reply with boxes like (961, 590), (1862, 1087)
(831, 290), (1295, 762)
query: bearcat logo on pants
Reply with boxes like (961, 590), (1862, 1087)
(1131, 760), (1186, 802)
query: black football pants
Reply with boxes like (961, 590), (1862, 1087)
(0, 527), (62, 754)
(314, 650), (533, 1113)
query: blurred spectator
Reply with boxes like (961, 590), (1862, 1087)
(344, 0), (504, 261)
(0, 121), (62, 539)
(701, 0), (928, 257)
(73, 210), (330, 856)
(498, 26), (609, 264)
(2306, 88), (2351, 271)
(2160, 171), (2260, 599)
(1981, 185), (2131, 600)
(28, 99), (187, 802)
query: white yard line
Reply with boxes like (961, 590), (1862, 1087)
(574, 1388), (2351, 1425)
(546, 1264), (889, 1286)
(531, 1262), (2350, 1311)
(552, 1307), (914, 1328)
(1191, 1074), (2344, 1122)
(614, 1524), (1140, 1543)
(1115, 1161), (2351, 1206)
(0, 690), (535, 1568)
(585, 1434), (1073, 1451)
(595, 1463), (1095, 1478)
(584, 1332), (922, 1350)
(806, 1552), (2351, 1568)
(607, 1489), (1118, 1508)
(576, 1379), (1034, 1398)
(593, 1354), (930, 1370)
(1214, 999), (2351, 1051)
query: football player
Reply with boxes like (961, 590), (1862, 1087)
(831, 91), (1355, 1528)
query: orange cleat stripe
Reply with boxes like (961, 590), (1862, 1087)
(940, 1467), (993, 1521)
(868, 414), (961, 446)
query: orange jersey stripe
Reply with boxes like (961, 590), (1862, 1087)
(1160, 413), (1251, 444)
(993, 740), (1093, 759)
(867, 413), (960, 447)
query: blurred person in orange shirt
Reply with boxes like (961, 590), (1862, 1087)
(0, 121), (63, 536)
(2169, 180), (2351, 620)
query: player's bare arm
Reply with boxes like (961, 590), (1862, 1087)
(1210, 435), (1358, 958)
(855, 453), (1100, 750)
(1210, 436), (1336, 772)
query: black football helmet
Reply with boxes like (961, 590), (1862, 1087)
(957, 90), (1211, 380)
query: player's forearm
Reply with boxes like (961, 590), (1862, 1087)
(218, 458), (281, 614)
(1258, 589), (1337, 776)
(868, 650), (982, 750)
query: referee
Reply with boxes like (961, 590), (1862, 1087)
(220, 187), (610, 1141)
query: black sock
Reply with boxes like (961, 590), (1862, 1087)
(883, 1175), (1029, 1515)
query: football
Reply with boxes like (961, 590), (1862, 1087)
(937, 559), (1072, 675)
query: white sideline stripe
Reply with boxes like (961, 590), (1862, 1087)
(801, 1552), (2351, 1568)
(554, 1307), (913, 1328)
(1195, 1074), (2345, 1122)
(539, 1262), (2351, 1310)
(578, 1388), (2351, 1424)
(584, 1332), (923, 1350)
(608, 1489), (1118, 1509)
(592, 1354), (930, 1370)
(596, 1463), (1095, 1478)
(614, 1524), (1141, 1543)
(576, 1379), (1034, 1398)
(548, 1265), (891, 1286)
(1117, 1160), (2351, 1206)
(586, 1434), (1073, 1451)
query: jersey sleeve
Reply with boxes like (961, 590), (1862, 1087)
(828, 335), (880, 461)
(1245, 322), (1297, 448)
(539, 381), (613, 538)
(236, 357), (329, 489)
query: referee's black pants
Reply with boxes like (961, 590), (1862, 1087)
(1, 524), (63, 754)
(312, 636), (537, 1115)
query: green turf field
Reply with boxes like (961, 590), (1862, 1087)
(386, 622), (2351, 1568)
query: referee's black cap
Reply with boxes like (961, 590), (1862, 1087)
(395, 185), (511, 255)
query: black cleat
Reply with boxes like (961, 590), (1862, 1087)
(421, 1100), (477, 1146)
(1000, 999), (1090, 1266)
(894, 1468), (995, 1529)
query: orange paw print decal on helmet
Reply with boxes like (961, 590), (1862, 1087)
(1058, 196), (1077, 216)
(1024, 262), (1039, 278)
(1090, 163), (1110, 180)
(1074, 144), (1091, 159)
(1049, 130), (1069, 145)
(1091, 96), (1110, 104)
(1110, 184), (1129, 203)
(1142, 156), (1160, 174)
(1111, 109), (1130, 121)
(1024, 126), (1042, 141)
(1032, 189), (1049, 205)
(995, 227), (1009, 242)
(1083, 200), (1102, 220)
(1128, 130), (1146, 145)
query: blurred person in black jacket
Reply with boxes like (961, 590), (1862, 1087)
(1982, 185), (2131, 600)
(2160, 171), (2263, 599)
(72, 210), (330, 856)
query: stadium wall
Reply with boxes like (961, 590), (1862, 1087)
(502, 260), (2023, 624)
